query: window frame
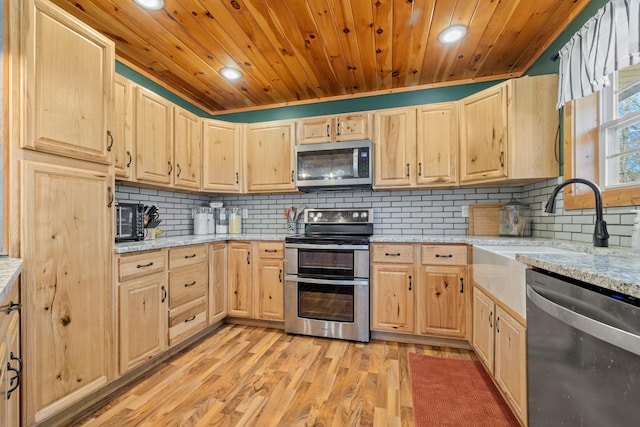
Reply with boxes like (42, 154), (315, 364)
(563, 92), (640, 210)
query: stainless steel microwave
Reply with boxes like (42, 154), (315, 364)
(294, 139), (372, 191)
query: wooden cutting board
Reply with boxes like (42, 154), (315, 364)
(468, 204), (501, 236)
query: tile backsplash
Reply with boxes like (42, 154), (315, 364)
(116, 178), (639, 248)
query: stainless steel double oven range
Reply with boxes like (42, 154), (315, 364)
(284, 208), (372, 342)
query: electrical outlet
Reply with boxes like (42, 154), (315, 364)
(541, 200), (549, 216)
(461, 205), (469, 218)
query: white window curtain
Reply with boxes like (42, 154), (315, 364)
(557, 0), (640, 108)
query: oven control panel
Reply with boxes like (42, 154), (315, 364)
(304, 208), (373, 224)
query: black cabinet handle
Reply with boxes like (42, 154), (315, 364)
(247, 252), (251, 265)
(385, 253), (401, 257)
(184, 281), (196, 287)
(236, 172), (239, 184)
(418, 162), (422, 177)
(126, 151), (132, 168)
(460, 277), (464, 293)
(291, 170), (295, 182)
(0, 302), (21, 314)
(279, 269), (283, 283)
(168, 161), (173, 176)
(496, 316), (501, 333)
(6, 352), (22, 399)
(499, 151), (505, 167)
(408, 275), (412, 291)
(136, 262), (154, 269)
(161, 286), (167, 303)
(489, 311), (493, 328)
(107, 186), (114, 208)
(184, 254), (197, 259)
(326, 124), (330, 137)
(406, 163), (410, 178)
(184, 315), (196, 323)
(176, 163), (182, 178)
(265, 249), (278, 253)
(435, 254), (453, 258)
(106, 130), (114, 151)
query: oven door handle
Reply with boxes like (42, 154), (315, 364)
(285, 275), (369, 287)
(285, 243), (369, 251)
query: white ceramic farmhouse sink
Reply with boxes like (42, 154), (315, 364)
(472, 245), (575, 318)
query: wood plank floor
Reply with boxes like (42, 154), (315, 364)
(70, 325), (477, 426)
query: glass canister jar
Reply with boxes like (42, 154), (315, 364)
(228, 207), (242, 234)
(499, 201), (531, 236)
(193, 207), (210, 235)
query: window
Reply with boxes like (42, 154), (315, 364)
(600, 62), (640, 188)
(564, 65), (640, 210)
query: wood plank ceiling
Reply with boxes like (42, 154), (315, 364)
(51, 0), (591, 114)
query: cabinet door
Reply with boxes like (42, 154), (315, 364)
(255, 258), (284, 320)
(113, 74), (134, 180)
(119, 275), (167, 374)
(495, 306), (527, 421)
(373, 108), (416, 188)
(22, 161), (112, 425)
(336, 113), (371, 141)
(460, 84), (508, 183)
(297, 116), (333, 144)
(202, 120), (242, 192)
(227, 242), (253, 317)
(472, 286), (495, 373)
(24, 0), (114, 164)
(416, 103), (458, 186)
(173, 107), (202, 190)
(418, 266), (466, 338)
(371, 263), (414, 333)
(209, 243), (228, 324)
(245, 121), (295, 193)
(0, 311), (20, 427)
(135, 86), (173, 184)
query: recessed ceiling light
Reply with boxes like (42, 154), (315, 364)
(438, 25), (467, 44)
(134, 0), (164, 11)
(220, 67), (242, 80)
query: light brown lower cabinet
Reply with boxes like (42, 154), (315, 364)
(473, 285), (527, 424)
(0, 295), (20, 427)
(209, 243), (228, 324)
(371, 243), (469, 341)
(117, 250), (168, 374)
(227, 241), (284, 320)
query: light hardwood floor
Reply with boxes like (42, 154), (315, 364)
(70, 325), (476, 426)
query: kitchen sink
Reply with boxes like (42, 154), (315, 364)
(472, 244), (576, 318)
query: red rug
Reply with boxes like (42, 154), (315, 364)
(408, 353), (520, 427)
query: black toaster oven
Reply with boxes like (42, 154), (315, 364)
(115, 203), (145, 242)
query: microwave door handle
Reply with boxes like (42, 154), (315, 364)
(353, 149), (358, 178)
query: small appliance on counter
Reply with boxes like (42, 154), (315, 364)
(499, 201), (530, 236)
(115, 202), (145, 242)
(193, 207), (210, 235)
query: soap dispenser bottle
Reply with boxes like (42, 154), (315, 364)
(632, 210), (640, 249)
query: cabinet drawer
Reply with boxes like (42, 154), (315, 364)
(421, 245), (468, 265)
(168, 264), (208, 308)
(118, 251), (166, 282)
(257, 241), (284, 259)
(169, 298), (207, 345)
(169, 244), (207, 270)
(371, 244), (414, 263)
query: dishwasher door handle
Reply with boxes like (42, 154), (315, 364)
(527, 284), (640, 357)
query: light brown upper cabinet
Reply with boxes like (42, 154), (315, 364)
(459, 74), (559, 184)
(245, 120), (296, 193)
(297, 113), (372, 144)
(23, 0), (114, 164)
(173, 107), (202, 190)
(135, 86), (174, 185)
(113, 74), (134, 180)
(202, 119), (242, 193)
(374, 103), (457, 189)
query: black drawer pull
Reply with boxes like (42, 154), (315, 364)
(385, 253), (401, 257)
(184, 281), (196, 287)
(184, 315), (196, 323)
(435, 254), (453, 258)
(136, 262), (154, 268)
(264, 249), (278, 253)
(184, 254), (197, 259)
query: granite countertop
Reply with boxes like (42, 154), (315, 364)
(115, 233), (640, 298)
(0, 257), (23, 302)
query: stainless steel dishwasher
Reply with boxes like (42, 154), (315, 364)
(526, 269), (640, 426)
